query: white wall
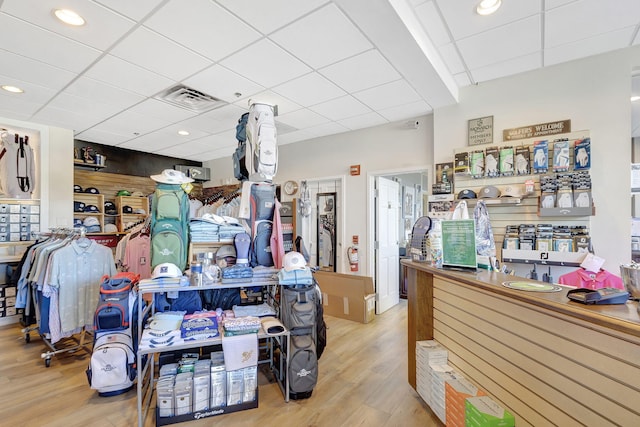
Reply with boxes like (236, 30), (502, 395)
(204, 114), (434, 274)
(434, 45), (640, 272)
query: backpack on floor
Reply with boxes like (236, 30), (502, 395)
(86, 331), (137, 397)
(245, 102), (278, 182)
(151, 183), (189, 270)
(233, 112), (250, 181)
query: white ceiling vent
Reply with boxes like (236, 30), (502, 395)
(156, 85), (227, 112)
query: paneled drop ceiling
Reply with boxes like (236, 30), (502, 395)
(0, 0), (639, 161)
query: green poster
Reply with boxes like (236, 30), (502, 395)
(441, 219), (477, 269)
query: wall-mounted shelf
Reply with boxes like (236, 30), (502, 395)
(455, 197), (524, 206)
(501, 249), (587, 267)
(73, 159), (105, 171)
(538, 206), (595, 217)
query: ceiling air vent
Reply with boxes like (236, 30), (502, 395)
(156, 84), (227, 112)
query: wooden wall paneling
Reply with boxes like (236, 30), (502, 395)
(406, 267), (434, 389)
(432, 277), (640, 426)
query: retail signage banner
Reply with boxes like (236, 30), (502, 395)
(467, 116), (493, 146)
(503, 119), (571, 141)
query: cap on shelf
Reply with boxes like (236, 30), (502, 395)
(479, 185), (501, 198)
(457, 189), (477, 199)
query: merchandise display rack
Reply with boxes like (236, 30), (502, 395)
(135, 283), (290, 427)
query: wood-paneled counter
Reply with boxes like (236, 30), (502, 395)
(403, 260), (640, 427)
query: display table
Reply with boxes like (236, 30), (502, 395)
(402, 260), (640, 427)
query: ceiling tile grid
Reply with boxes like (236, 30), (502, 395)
(0, 0), (639, 160)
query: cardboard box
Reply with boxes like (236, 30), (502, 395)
(315, 271), (375, 324)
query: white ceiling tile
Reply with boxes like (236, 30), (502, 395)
(545, 0), (576, 9)
(118, 131), (179, 151)
(338, 112), (388, 130)
(31, 106), (103, 132)
(0, 106), (33, 122)
(469, 52), (540, 83)
(145, 0), (261, 61)
(127, 99), (198, 122)
(89, 110), (167, 137)
(378, 100), (432, 121)
(0, 90), (52, 117)
(453, 72), (472, 87)
(635, 31), (640, 45)
(303, 121), (350, 139)
(84, 55), (175, 97)
(233, 90), (303, 116)
(216, 0), (329, 34)
(63, 76), (146, 110)
(94, 0), (164, 21)
(183, 65), (264, 104)
(1, 0), (135, 50)
(309, 95), (371, 121)
(75, 128), (133, 146)
(438, 43), (465, 75)
(110, 27), (213, 81)
(0, 13), (101, 73)
(545, 0), (640, 48)
(457, 15), (541, 70)
(0, 49), (76, 91)
(354, 80), (422, 111)
(0, 74), (58, 104)
(545, 27), (635, 66)
(319, 50), (401, 93)
(277, 129), (312, 146)
(177, 105), (246, 134)
(220, 39), (311, 88)
(415, 1), (450, 47)
(270, 4), (372, 68)
(46, 92), (125, 123)
(273, 72), (345, 107)
(276, 109), (329, 129)
(437, 0), (541, 41)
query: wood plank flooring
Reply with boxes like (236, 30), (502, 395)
(0, 300), (443, 427)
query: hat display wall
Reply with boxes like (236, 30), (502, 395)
(150, 169), (194, 184)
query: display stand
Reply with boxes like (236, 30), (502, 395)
(135, 283), (290, 427)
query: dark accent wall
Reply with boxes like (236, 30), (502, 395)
(74, 139), (201, 177)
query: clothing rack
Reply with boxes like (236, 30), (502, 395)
(18, 227), (116, 366)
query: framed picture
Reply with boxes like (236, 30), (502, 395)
(317, 192), (336, 272)
(403, 186), (415, 218)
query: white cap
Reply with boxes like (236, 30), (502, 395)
(283, 251), (306, 272)
(152, 263), (183, 279)
(150, 169), (194, 184)
(83, 216), (100, 227)
(500, 185), (523, 198)
(104, 223), (118, 233)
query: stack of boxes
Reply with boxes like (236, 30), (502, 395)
(0, 201), (39, 242)
(416, 339), (514, 427)
(0, 265), (18, 318)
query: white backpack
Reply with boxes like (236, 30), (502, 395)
(246, 102), (278, 182)
(86, 331), (136, 396)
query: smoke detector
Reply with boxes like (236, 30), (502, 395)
(156, 84), (227, 112)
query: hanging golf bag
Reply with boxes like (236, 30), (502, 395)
(280, 282), (326, 399)
(245, 102), (278, 182)
(150, 183), (190, 271)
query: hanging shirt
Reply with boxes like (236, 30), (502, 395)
(124, 234), (152, 279)
(558, 269), (624, 290)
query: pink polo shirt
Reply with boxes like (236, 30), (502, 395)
(558, 269), (624, 290)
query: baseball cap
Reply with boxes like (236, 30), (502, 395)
(131, 191), (145, 197)
(123, 205), (133, 214)
(479, 185), (501, 198)
(457, 189), (477, 200)
(105, 223), (118, 233)
(104, 201), (117, 215)
(84, 187), (100, 194)
(83, 217), (100, 227)
(152, 263), (183, 279)
(150, 169), (194, 184)
(500, 185), (523, 198)
(74, 201), (86, 212)
(134, 208), (146, 215)
(283, 251), (306, 272)
(73, 218), (83, 227)
(116, 190), (131, 197)
(74, 184), (83, 193)
(216, 245), (236, 260)
(84, 204), (100, 213)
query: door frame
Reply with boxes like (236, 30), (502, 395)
(367, 165), (429, 297)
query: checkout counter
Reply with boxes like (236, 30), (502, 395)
(403, 260), (640, 426)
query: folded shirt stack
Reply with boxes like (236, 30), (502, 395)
(277, 267), (314, 285)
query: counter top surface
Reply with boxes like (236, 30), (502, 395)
(402, 259), (640, 337)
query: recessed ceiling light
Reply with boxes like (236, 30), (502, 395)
(631, 96), (640, 102)
(53, 9), (86, 26)
(177, 130), (190, 136)
(1, 85), (24, 93)
(476, 0), (502, 16)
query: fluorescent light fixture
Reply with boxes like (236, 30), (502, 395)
(476, 0), (502, 16)
(177, 130), (190, 136)
(631, 95), (640, 102)
(54, 9), (86, 26)
(1, 85), (24, 93)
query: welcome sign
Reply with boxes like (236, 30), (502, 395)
(503, 120), (571, 141)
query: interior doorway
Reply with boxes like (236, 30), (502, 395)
(368, 167), (429, 314)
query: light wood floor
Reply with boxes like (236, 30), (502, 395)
(0, 300), (443, 427)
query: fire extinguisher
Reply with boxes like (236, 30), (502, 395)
(347, 246), (359, 272)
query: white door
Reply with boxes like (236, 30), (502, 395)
(375, 176), (400, 313)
